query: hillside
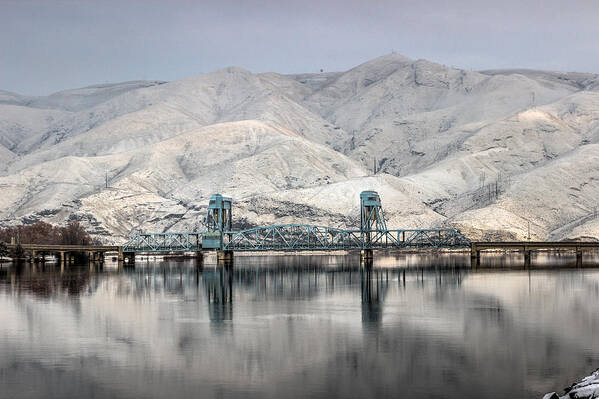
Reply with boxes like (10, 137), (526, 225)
(1, 53), (598, 242)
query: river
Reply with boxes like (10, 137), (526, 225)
(1, 253), (599, 398)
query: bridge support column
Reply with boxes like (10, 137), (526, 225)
(524, 249), (531, 268)
(360, 249), (373, 268)
(576, 249), (583, 267)
(217, 251), (233, 265)
(123, 252), (135, 266)
(117, 247), (124, 267)
(470, 244), (480, 268)
(30, 250), (36, 263)
(196, 251), (204, 267)
(59, 251), (65, 271)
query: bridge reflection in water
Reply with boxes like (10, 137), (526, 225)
(4, 255), (599, 399)
(0, 254), (470, 327)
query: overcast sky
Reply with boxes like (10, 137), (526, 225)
(1, 0), (598, 95)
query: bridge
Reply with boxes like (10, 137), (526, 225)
(4, 191), (597, 267)
(4, 243), (124, 265)
(471, 241), (599, 267)
(124, 190), (471, 262)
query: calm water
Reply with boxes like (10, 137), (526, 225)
(2, 253), (599, 399)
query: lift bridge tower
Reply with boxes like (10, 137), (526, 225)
(202, 194), (232, 259)
(360, 190), (387, 262)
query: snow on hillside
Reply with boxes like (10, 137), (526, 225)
(0, 53), (598, 242)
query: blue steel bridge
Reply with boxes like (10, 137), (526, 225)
(123, 191), (471, 254)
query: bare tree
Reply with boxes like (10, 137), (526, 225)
(59, 222), (92, 245)
(0, 242), (7, 258)
(0, 221), (95, 246)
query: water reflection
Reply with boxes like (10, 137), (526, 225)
(361, 268), (389, 325)
(203, 266), (233, 324)
(1, 254), (599, 399)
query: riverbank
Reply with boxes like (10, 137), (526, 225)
(544, 369), (599, 398)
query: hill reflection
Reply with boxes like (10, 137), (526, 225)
(1, 255), (599, 399)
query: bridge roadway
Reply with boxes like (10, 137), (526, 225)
(3, 240), (599, 267)
(120, 191), (599, 265)
(471, 241), (599, 267)
(4, 243), (131, 264)
(5, 192), (598, 266)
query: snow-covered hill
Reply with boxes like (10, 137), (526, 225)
(1, 53), (598, 242)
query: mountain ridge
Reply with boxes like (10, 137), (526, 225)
(1, 53), (597, 242)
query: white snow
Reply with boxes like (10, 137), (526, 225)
(544, 369), (599, 398)
(0, 53), (598, 242)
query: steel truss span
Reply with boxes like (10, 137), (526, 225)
(122, 191), (471, 252)
(223, 225), (470, 251)
(123, 232), (203, 252)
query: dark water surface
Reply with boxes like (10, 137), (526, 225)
(2, 253), (599, 399)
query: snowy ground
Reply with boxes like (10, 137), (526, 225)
(0, 53), (598, 242)
(544, 369), (599, 399)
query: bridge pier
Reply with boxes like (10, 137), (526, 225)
(123, 252), (135, 265)
(473, 251), (480, 268)
(217, 250), (234, 264)
(576, 249), (583, 267)
(524, 249), (531, 268)
(360, 249), (373, 268)
(470, 244), (480, 268)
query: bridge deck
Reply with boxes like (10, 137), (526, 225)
(6, 244), (121, 252)
(472, 241), (599, 251)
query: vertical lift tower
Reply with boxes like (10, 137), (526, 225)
(360, 190), (387, 262)
(202, 194), (233, 262)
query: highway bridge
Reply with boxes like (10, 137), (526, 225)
(3, 243), (129, 265)
(121, 191), (599, 266)
(123, 191), (472, 262)
(3, 191), (598, 267)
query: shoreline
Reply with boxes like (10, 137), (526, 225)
(544, 369), (599, 399)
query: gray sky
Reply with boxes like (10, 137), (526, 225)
(1, 0), (598, 95)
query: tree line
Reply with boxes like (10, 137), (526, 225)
(0, 221), (99, 246)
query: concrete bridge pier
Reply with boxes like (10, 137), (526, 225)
(524, 249), (531, 268)
(217, 250), (234, 265)
(360, 249), (373, 268)
(123, 252), (135, 266)
(196, 251), (204, 267)
(470, 244), (480, 268)
(576, 249), (583, 267)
